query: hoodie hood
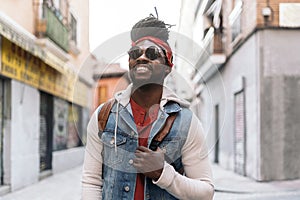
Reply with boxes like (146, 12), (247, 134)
(114, 83), (190, 109)
(160, 85), (190, 108)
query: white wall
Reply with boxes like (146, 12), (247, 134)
(201, 33), (260, 180)
(10, 80), (40, 191)
(52, 147), (84, 174)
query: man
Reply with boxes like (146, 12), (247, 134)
(82, 16), (214, 200)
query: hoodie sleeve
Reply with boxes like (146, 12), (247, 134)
(82, 107), (103, 199)
(153, 113), (214, 200)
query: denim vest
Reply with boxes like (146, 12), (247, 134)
(98, 101), (192, 200)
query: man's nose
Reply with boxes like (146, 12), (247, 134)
(136, 52), (149, 61)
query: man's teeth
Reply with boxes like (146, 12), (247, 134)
(136, 66), (149, 73)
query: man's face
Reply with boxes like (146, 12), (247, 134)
(128, 40), (171, 88)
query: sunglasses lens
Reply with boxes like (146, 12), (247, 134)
(145, 46), (160, 60)
(128, 47), (142, 59)
(128, 46), (162, 60)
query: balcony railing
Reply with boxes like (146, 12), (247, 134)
(43, 5), (69, 52)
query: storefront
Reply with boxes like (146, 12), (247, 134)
(0, 34), (89, 190)
(52, 98), (82, 151)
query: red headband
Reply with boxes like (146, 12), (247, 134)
(131, 36), (173, 67)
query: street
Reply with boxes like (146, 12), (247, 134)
(0, 164), (300, 200)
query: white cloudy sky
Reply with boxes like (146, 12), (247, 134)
(89, 0), (182, 52)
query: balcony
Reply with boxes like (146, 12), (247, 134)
(36, 5), (69, 52)
(192, 27), (225, 87)
(196, 27), (214, 69)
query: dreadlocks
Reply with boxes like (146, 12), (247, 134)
(130, 16), (170, 44)
(130, 15), (174, 67)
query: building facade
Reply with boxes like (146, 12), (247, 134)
(178, 0), (300, 181)
(0, 0), (94, 193)
(93, 63), (129, 110)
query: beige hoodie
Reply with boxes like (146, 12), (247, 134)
(82, 84), (214, 200)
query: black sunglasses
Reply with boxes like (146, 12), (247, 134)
(127, 46), (164, 60)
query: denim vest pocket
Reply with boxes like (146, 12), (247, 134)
(101, 132), (127, 167)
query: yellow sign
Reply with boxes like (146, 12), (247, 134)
(39, 63), (57, 93)
(72, 80), (89, 107)
(1, 38), (88, 107)
(1, 38), (40, 87)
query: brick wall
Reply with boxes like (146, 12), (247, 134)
(222, 0), (300, 55)
(257, 0), (300, 27)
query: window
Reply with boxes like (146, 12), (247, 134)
(214, 104), (219, 163)
(67, 104), (81, 148)
(53, 98), (82, 151)
(98, 85), (108, 105)
(53, 98), (68, 151)
(53, 0), (60, 9)
(279, 3), (300, 27)
(229, 0), (242, 42)
(53, 0), (63, 21)
(234, 90), (246, 175)
(60, 0), (69, 24)
(70, 13), (77, 45)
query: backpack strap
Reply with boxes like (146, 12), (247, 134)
(149, 113), (177, 151)
(97, 99), (115, 132)
(149, 112), (184, 174)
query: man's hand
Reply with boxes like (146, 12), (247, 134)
(133, 146), (164, 181)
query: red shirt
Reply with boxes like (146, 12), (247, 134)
(130, 98), (159, 200)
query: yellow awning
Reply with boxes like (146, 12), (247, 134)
(0, 13), (66, 74)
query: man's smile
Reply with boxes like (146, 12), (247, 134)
(132, 64), (152, 73)
(136, 66), (151, 73)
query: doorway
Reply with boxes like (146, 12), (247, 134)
(39, 92), (53, 172)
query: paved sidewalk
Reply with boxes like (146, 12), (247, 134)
(0, 166), (82, 200)
(212, 164), (300, 193)
(212, 164), (300, 199)
(0, 164), (299, 200)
